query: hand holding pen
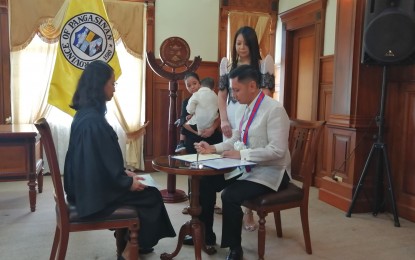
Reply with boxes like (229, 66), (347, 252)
(194, 141), (216, 154)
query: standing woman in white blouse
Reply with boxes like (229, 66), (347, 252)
(218, 26), (276, 231)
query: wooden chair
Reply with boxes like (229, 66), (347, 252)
(242, 119), (325, 260)
(34, 118), (139, 260)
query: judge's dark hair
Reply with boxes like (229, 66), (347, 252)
(184, 71), (200, 82)
(229, 64), (260, 87)
(70, 60), (114, 111)
(231, 26), (261, 72)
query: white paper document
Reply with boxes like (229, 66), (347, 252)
(201, 158), (256, 170)
(136, 174), (160, 189)
(172, 153), (222, 163)
(172, 154), (256, 170)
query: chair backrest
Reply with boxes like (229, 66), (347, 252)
(288, 119), (325, 194)
(34, 118), (69, 224)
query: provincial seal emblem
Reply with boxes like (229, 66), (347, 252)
(60, 12), (115, 70)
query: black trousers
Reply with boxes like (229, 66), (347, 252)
(89, 187), (176, 249)
(183, 126), (223, 195)
(199, 172), (289, 249)
(184, 126), (222, 154)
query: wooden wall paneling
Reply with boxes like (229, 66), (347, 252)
(279, 0), (327, 30)
(399, 86), (415, 220)
(319, 126), (354, 211)
(222, 0), (274, 12)
(0, 0), (11, 124)
(288, 29), (300, 118)
(330, 0), (381, 128)
(319, 105), (401, 214)
(314, 55), (333, 187)
(400, 76), (415, 221)
(384, 72), (415, 221)
(153, 77), (172, 155)
(143, 0), (156, 170)
(319, 56), (333, 122)
(383, 79), (402, 205)
(332, 130), (353, 180)
(219, 5), (228, 61)
(145, 1), (155, 51)
(385, 80), (406, 214)
(279, 22), (292, 115)
(401, 87), (415, 195)
(319, 125), (378, 212)
(319, 117), (379, 212)
(320, 55), (333, 84)
(319, 0), (373, 214)
(330, 0), (355, 119)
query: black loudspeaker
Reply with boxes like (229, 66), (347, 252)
(362, 0), (415, 64)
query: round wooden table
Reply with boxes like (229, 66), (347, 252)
(152, 155), (234, 260)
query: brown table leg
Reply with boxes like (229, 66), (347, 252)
(160, 174), (188, 203)
(27, 171), (37, 212)
(161, 175), (216, 260)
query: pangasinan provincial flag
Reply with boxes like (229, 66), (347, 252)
(48, 0), (122, 116)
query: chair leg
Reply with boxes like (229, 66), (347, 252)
(49, 226), (60, 260)
(115, 228), (128, 256)
(57, 229), (69, 260)
(257, 213), (267, 260)
(129, 224), (139, 260)
(273, 211), (282, 237)
(300, 206), (312, 254)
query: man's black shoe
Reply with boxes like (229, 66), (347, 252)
(183, 233), (216, 246)
(226, 247), (243, 260)
(182, 235), (194, 245)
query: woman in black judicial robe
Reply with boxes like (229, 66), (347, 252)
(63, 60), (175, 257)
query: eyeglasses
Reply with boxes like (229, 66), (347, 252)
(112, 82), (118, 87)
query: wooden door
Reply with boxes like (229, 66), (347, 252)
(290, 25), (317, 120)
(280, 0), (326, 181)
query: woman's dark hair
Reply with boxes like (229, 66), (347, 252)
(231, 26), (261, 72)
(184, 71), (200, 82)
(70, 60), (114, 112)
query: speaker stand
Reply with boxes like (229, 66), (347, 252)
(345, 66), (400, 227)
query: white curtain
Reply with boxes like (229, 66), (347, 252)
(10, 35), (143, 172)
(108, 39), (147, 170)
(10, 36), (56, 124)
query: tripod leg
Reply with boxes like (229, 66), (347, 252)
(381, 145), (400, 227)
(373, 146), (384, 216)
(346, 144), (376, 217)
